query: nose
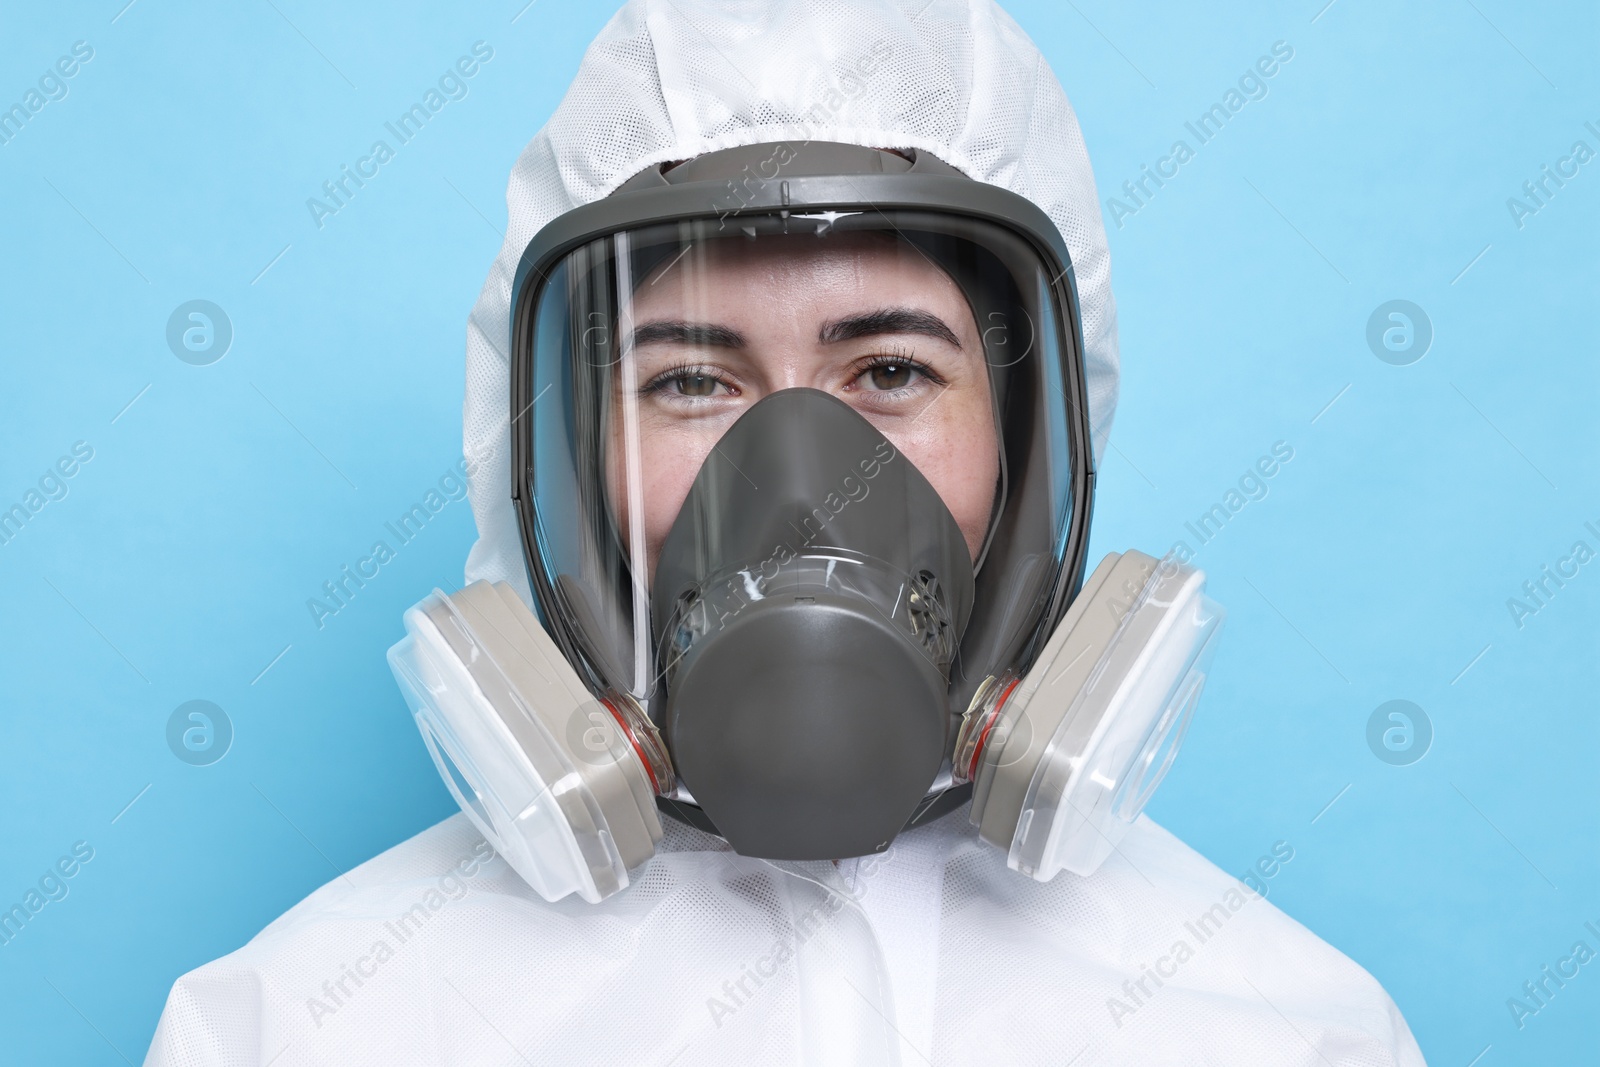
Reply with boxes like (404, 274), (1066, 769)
(744, 346), (828, 399)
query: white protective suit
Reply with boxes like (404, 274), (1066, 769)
(146, 1), (1428, 1063)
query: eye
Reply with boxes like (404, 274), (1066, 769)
(865, 362), (915, 391)
(640, 364), (736, 401)
(670, 373), (721, 397)
(852, 352), (946, 394)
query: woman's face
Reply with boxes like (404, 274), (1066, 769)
(608, 232), (1000, 579)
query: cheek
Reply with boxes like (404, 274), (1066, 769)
(883, 394), (999, 561)
(610, 419), (722, 580)
(643, 451), (702, 573)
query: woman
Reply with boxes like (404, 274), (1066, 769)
(146, 2), (1425, 1063)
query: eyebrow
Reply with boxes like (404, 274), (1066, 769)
(819, 307), (961, 348)
(629, 320), (747, 349)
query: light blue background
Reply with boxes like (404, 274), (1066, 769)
(1, 1), (1594, 1063)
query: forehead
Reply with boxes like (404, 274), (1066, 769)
(631, 231), (970, 313)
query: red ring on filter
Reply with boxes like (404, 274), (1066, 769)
(954, 672), (1021, 785)
(600, 692), (676, 796)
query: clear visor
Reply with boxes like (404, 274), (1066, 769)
(518, 210), (1084, 717)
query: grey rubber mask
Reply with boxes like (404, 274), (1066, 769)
(650, 388), (975, 860)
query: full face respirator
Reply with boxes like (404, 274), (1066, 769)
(388, 142), (1224, 903)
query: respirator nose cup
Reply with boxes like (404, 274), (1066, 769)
(648, 389), (976, 861)
(658, 554), (955, 860)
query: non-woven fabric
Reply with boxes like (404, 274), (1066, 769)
(460, 0), (1122, 604)
(144, 809), (1425, 1066)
